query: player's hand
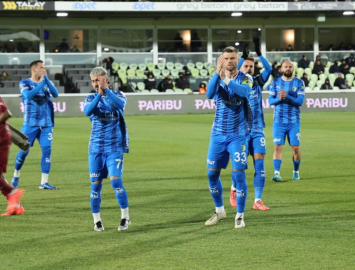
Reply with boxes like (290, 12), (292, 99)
(217, 55), (226, 79)
(98, 77), (108, 94)
(242, 44), (249, 59)
(279, 89), (287, 100)
(39, 69), (47, 81)
(253, 35), (261, 56)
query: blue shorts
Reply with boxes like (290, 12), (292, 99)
(207, 133), (248, 170)
(21, 126), (53, 147)
(89, 151), (124, 181)
(248, 130), (266, 156)
(273, 123), (300, 146)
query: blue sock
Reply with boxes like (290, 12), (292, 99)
(111, 178), (129, 209)
(90, 182), (103, 213)
(41, 146), (51, 174)
(293, 159), (301, 171)
(232, 171), (248, 213)
(14, 150), (29, 171)
(273, 159), (282, 172)
(254, 159), (266, 200)
(208, 170), (223, 207)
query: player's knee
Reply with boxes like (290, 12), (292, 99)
(110, 177), (123, 189)
(42, 146), (51, 156)
(207, 169), (220, 182)
(91, 181), (103, 192)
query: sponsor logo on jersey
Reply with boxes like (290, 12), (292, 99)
(236, 190), (245, 197)
(293, 87), (297, 91)
(90, 191), (99, 199)
(90, 172), (100, 178)
(296, 133), (300, 141)
(115, 188), (124, 194)
(273, 138), (281, 143)
(209, 187), (219, 194)
(207, 159), (215, 165)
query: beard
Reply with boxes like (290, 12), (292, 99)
(283, 70), (293, 78)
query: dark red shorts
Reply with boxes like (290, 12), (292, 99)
(0, 129), (11, 174)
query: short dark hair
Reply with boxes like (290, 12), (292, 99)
(30, 60), (43, 69)
(223, 46), (238, 54)
(245, 57), (255, 62)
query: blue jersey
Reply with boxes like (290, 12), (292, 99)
(20, 78), (56, 127)
(84, 91), (129, 154)
(269, 77), (305, 124)
(249, 75), (266, 131)
(208, 72), (253, 137)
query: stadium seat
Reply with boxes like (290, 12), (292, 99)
(310, 74), (318, 83)
(316, 80), (323, 88)
(329, 73), (336, 85)
(129, 63), (137, 70)
(111, 62), (119, 71)
(296, 68), (304, 78)
(157, 63), (165, 70)
(170, 69), (179, 78)
(200, 69), (208, 77)
(136, 69), (145, 78)
(187, 63), (195, 70)
(313, 86), (320, 91)
(137, 82), (145, 91)
(324, 67), (329, 76)
(118, 69), (126, 78)
(138, 63), (146, 71)
(146, 62), (155, 71)
(175, 62), (184, 71)
(142, 89), (150, 93)
(161, 69), (170, 77)
(166, 62), (174, 70)
(319, 73), (326, 83)
(204, 62), (211, 69)
(174, 88), (183, 93)
(333, 86), (340, 90)
(309, 61), (314, 70)
(346, 73), (354, 85)
(184, 88), (193, 93)
(130, 82), (137, 90)
(190, 68), (199, 77)
(150, 89), (159, 93)
(305, 87), (312, 91)
(208, 67), (216, 76)
(350, 67), (355, 75)
(304, 68), (312, 77)
(165, 89), (175, 93)
(308, 81), (315, 90)
(126, 69), (136, 79)
(292, 61), (298, 68)
(195, 62), (204, 69)
(119, 63), (128, 71)
(153, 69), (161, 77)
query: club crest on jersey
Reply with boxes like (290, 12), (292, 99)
(241, 145), (246, 151)
(242, 77), (253, 88)
(293, 87), (297, 91)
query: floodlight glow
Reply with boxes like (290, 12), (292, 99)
(57, 12), (68, 17)
(343, 11), (354, 16)
(237, 30), (242, 33)
(258, 28), (261, 31)
(104, 48), (110, 52)
(231, 12), (242, 17)
(9, 39), (13, 42)
(235, 42), (240, 46)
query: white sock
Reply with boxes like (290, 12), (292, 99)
(231, 185), (236, 191)
(41, 173), (49, 185)
(236, 212), (244, 220)
(121, 207), (130, 220)
(14, 170), (20, 177)
(255, 198), (261, 203)
(274, 170), (280, 175)
(293, 170), (299, 173)
(92, 213), (101, 224)
(215, 206), (225, 214)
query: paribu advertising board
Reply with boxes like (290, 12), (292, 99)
(2, 92), (354, 118)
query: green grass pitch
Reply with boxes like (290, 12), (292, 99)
(2, 112), (355, 269)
